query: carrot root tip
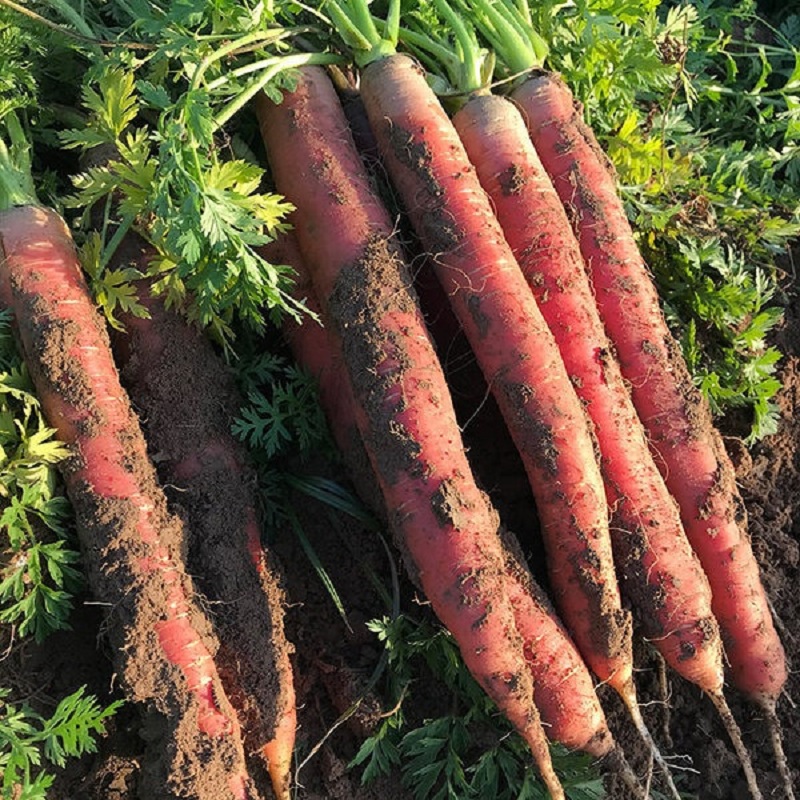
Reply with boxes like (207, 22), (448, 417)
(617, 683), (682, 800)
(707, 690), (764, 800)
(760, 698), (796, 800)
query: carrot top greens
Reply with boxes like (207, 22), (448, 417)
(0, 12), (44, 211)
(0, 114), (36, 211)
(1, 0), (341, 343)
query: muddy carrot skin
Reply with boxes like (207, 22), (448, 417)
(357, 54), (631, 698)
(256, 65), (565, 799)
(266, 230), (615, 758)
(0, 206), (254, 800)
(513, 73), (786, 708)
(108, 233), (296, 800)
(263, 234), (385, 515)
(454, 92), (723, 695)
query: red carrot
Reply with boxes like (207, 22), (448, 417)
(454, 88), (725, 796)
(355, 49), (633, 705)
(513, 70), (786, 799)
(267, 229), (618, 761)
(454, 85), (724, 682)
(0, 205), (253, 800)
(256, 64), (566, 799)
(108, 233), (297, 800)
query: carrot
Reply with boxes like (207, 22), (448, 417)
(256, 64), (565, 800)
(108, 233), (297, 800)
(513, 70), (786, 799)
(263, 233), (384, 515)
(454, 86), (723, 797)
(266, 229), (619, 762)
(0, 205), (253, 800)
(454, 87), (720, 679)
(354, 48), (633, 704)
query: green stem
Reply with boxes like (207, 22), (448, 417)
(514, 0), (532, 27)
(224, 26), (318, 56)
(204, 32), (340, 91)
(325, 0), (399, 66)
(213, 52), (342, 130)
(434, 0), (485, 94)
(350, 0), (381, 44)
(325, 1), (376, 52)
(467, 0), (547, 75)
(190, 29), (295, 91)
(0, 113), (37, 211)
(0, 0), (154, 51)
(100, 212), (136, 271)
(39, 0), (94, 38)
(384, 0), (401, 49)
(706, 85), (790, 100)
(397, 25), (456, 72)
(205, 56), (282, 92)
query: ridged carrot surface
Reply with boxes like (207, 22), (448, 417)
(109, 237), (296, 800)
(455, 91), (722, 693)
(267, 228), (614, 758)
(358, 54), (631, 696)
(514, 73), (785, 708)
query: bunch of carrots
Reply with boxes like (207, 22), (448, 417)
(0, 0), (794, 798)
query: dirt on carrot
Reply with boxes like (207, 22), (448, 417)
(326, 234), (428, 486)
(116, 314), (293, 744)
(7, 286), (800, 798)
(15, 294), (106, 436)
(16, 296), (247, 799)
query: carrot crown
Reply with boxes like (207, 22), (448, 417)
(397, 0), (495, 101)
(466, 0), (548, 80)
(324, 0), (401, 67)
(0, 112), (38, 211)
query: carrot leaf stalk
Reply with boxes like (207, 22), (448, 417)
(464, 0), (548, 77)
(0, 111), (36, 209)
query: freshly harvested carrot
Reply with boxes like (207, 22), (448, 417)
(456, 87), (722, 691)
(267, 229), (619, 761)
(454, 86), (722, 797)
(499, 536), (614, 758)
(0, 205), (253, 800)
(513, 70), (785, 799)
(355, 49), (632, 700)
(263, 233), (384, 514)
(108, 234), (296, 800)
(256, 64), (565, 800)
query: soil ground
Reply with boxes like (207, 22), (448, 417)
(2, 270), (799, 799)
